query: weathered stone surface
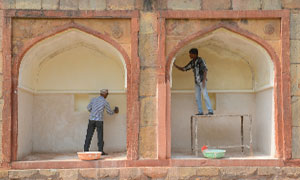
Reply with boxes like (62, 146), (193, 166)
(79, 169), (96, 179)
(283, 167), (300, 177)
(257, 167), (281, 176)
(97, 168), (119, 178)
(60, 0), (78, 10)
(79, 0), (106, 10)
(107, 0), (135, 10)
(292, 96), (300, 126)
(139, 68), (157, 96)
(202, 0), (231, 10)
(140, 12), (157, 35)
(282, 0), (300, 9)
(292, 127), (300, 158)
(157, 0), (168, 10)
(9, 170), (39, 179)
(208, 178), (221, 180)
(39, 169), (57, 177)
(232, 0), (261, 10)
(167, 0), (201, 10)
(142, 167), (168, 179)
(290, 64), (300, 96)
(167, 167), (178, 179)
(291, 13), (300, 40)
(42, 0), (59, 10)
(0, 101), (3, 125)
(196, 167), (219, 177)
(168, 167), (198, 179)
(139, 34), (158, 67)
(262, 0), (282, 10)
(136, 0), (165, 10)
(236, 19), (281, 41)
(139, 13), (158, 67)
(0, 170), (8, 178)
(139, 126), (157, 158)
(220, 167), (257, 177)
(0, 120), (2, 160)
(0, 25), (3, 49)
(16, 0), (41, 9)
(2, 0), (16, 9)
(140, 96), (156, 127)
(74, 19), (131, 44)
(57, 169), (79, 180)
(135, 0), (145, 10)
(120, 168), (143, 179)
(291, 40), (300, 63)
(178, 167), (197, 179)
(6, 168), (300, 180)
(0, 75), (2, 99)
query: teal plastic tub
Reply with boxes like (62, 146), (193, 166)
(202, 149), (226, 159)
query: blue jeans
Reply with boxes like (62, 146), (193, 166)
(195, 82), (213, 114)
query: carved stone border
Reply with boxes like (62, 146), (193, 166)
(157, 10), (292, 164)
(1, 10), (140, 168)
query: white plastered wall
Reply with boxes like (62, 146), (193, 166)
(17, 89), (34, 159)
(19, 29), (127, 92)
(32, 93), (126, 153)
(17, 29), (127, 159)
(171, 28), (274, 91)
(171, 28), (275, 156)
(254, 88), (275, 156)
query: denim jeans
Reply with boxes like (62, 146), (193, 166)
(195, 82), (213, 114)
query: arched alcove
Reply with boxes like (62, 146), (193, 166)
(170, 28), (275, 158)
(17, 29), (128, 160)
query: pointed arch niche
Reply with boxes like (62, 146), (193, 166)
(169, 27), (276, 158)
(17, 28), (129, 160)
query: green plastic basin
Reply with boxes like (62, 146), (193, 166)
(202, 149), (226, 159)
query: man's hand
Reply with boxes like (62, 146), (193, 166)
(114, 107), (119, 113)
(174, 63), (184, 71)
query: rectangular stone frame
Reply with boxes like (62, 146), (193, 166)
(1, 9), (296, 169)
(157, 10), (293, 166)
(1, 10), (140, 168)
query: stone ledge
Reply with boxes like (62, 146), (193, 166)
(1, 167), (298, 179)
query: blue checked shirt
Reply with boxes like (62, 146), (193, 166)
(87, 96), (114, 121)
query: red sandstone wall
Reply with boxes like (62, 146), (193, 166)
(0, 0), (300, 174)
(0, 167), (300, 179)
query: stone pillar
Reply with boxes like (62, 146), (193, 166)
(138, 9), (159, 158)
(0, 10), (4, 162)
(290, 12), (300, 158)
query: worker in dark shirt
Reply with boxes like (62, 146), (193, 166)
(174, 48), (213, 115)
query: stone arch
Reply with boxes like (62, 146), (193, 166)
(13, 23), (131, 85)
(166, 23), (280, 80)
(166, 22), (282, 157)
(11, 23), (134, 160)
